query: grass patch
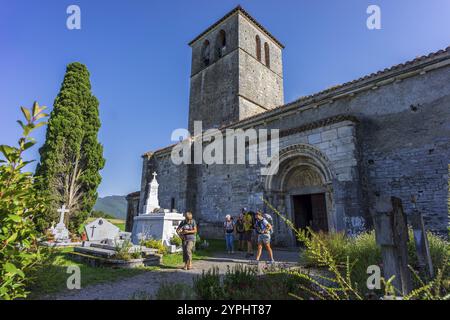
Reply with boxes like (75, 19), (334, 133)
(300, 230), (450, 295)
(27, 247), (157, 299)
(155, 265), (313, 300)
(162, 239), (228, 268)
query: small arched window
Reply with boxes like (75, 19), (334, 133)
(255, 35), (261, 61)
(216, 30), (226, 59)
(201, 40), (210, 66)
(264, 42), (270, 68)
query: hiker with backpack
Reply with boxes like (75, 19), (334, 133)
(243, 209), (255, 258)
(223, 214), (235, 254)
(255, 210), (275, 264)
(235, 213), (246, 251)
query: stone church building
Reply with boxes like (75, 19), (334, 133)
(126, 6), (450, 245)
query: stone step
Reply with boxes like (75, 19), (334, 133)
(89, 243), (158, 255)
(74, 246), (116, 258)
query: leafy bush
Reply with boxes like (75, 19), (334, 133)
(0, 103), (48, 300)
(156, 282), (195, 300)
(140, 238), (167, 255)
(168, 265), (317, 300)
(193, 267), (225, 300)
(263, 198), (450, 299)
(302, 228), (449, 294)
(114, 241), (133, 261)
(302, 230), (381, 293)
(170, 234), (182, 247)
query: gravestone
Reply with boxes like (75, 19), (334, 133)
(372, 196), (412, 295)
(131, 171), (184, 246)
(143, 172), (160, 214)
(85, 218), (120, 242)
(410, 209), (434, 278)
(53, 204), (70, 242)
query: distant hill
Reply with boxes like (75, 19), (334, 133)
(94, 195), (127, 220)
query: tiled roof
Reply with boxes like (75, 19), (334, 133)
(223, 45), (450, 129)
(144, 45), (450, 157)
(188, 5), (285, 48)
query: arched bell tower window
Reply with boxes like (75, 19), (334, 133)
(255, 35), (261, 62)
(264, 42), (270, 68)
(216, 30), (226, 59)
(201, 40), (211, 66)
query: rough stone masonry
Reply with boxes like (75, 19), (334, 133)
(126, 6), (450, 246)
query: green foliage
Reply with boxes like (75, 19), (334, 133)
(35, 62), (105, 233)
(170, 234), (182, 247)
(193, 267), (225, 300)
(263, 197), (450, 300)
(405, 262), (450, 300)
(156, 282), (195, 300)
(140, 238), (167, 255)
(161, 265), (315, 300)
(0, 103), (48, 300)
(302, 230), (381, 293)
(113, 240), (142, 261)
(27, 247), (150, 298)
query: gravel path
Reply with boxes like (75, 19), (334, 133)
(47, 249), (300, 300)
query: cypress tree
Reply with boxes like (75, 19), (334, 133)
(36, 62), (105, 232)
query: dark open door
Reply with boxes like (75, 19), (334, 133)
(310, 193), (328, 232)
(292, 193), (328, 234)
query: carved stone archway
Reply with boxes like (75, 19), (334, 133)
(263, 144), (337, 246)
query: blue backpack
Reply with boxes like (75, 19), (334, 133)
(256, 214), (274, 235)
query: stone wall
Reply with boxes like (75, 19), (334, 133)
(132, 56), (450, 241)
(188, 10), (284, 131)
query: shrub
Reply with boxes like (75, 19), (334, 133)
(141, 238), (167, 255)
(156, 282), (195, 300)
(170, 234), (182, 247)
(222, 265), (257, 299)
(193, 267), (225, 300)
(165, 265), (320, 300)
(114, 241), (133, 261)
(263, 197), (450, 299)
(0, 103), (49, 300)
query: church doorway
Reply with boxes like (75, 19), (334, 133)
(264, 144), (338, 246)
(292, 193), (328, 233)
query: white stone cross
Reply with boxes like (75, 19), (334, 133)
(57, 204), (69, 225)
(152, 172), (157, 179)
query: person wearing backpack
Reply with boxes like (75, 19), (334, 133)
(235, 213), (246, 251)
(223, 214), (235, 254)
(243, 210), (255, 258)
(255, 210), (275, 264)
(176, 211), (197, 270)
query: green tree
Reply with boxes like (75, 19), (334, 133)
(35, 62), (105, 232)
(0, 102), (48, 300)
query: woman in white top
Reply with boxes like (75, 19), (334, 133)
(223, 214), (235, 254)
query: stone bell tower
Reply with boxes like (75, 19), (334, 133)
(187, 6), (284, 132)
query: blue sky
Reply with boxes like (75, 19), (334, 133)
(1, 0), (449, 197)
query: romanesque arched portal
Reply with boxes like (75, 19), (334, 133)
(263, 144), (337, 246)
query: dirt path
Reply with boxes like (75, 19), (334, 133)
(48, 250), (300, 300)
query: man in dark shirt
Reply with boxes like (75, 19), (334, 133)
(176, 211), (197, 270)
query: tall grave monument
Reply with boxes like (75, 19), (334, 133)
(131, 172), (184, 246)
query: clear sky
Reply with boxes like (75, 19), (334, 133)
(1, 0), (449, 197)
